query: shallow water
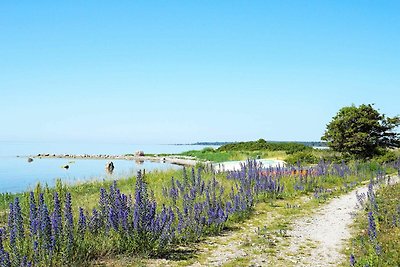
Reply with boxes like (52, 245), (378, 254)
(0, 141), (217, 193)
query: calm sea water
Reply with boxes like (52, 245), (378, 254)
(0, 141), (217, 193)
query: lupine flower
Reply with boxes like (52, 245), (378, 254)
(182, 166), (188, 186)
(78, 207), (87, 236)
(0, 251), (11, 267)
(108, 205), (118, 231)
(368, 211), (377, 241)
(99, 187), (107, 220)
(40, 204), (52, 250)
(375, 244), (382, 255)
(64, 192), (74, 254)
(29, 192), (38, 236)
(88, 208), (102, 234)
(191, 168), (196, 186)
(350, 253), (355, 266)
(8, 203), (16, 249)
(0, 228), (3, 251)
(39, 193), (44, 207)
(13, 198), (25, 240)
(367, 183), (378, 211)
(52, 192), (62, 239)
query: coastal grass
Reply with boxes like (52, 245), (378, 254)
(0, 168), (233, 225)
(344, 180), (400, 267)
(179, 145), (343, 165)
(180, 148), (286, 162)
(0, 160), (389, 266)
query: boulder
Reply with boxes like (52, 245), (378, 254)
(135, 151), (145, 157)
(105, 161), (115, 173)
(27, 157), (33, 163)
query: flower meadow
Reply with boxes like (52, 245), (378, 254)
(0, 160), (383, 266)
(350, 174), (400, 266)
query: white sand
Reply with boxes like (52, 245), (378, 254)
(213, 159), (286, 172)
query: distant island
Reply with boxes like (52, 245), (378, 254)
(174, 141), (328, 147)
(172, 141), (232, 146)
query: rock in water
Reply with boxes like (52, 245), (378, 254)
(105, 161), (114, 174)
(27, 157), (33, 163)
(62, 165), (69, 169)
(135, 150), (145, 157)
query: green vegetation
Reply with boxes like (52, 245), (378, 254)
(0, 159), (388, 266)
(285, 151), (319, 165)
(372, 149), (400, 164)
(347, 181), (400, 266)
(217, 139), (311, 154)
(322, 104), (400, 159)
(180, 139), (311, 163)
(180, 147), (286, 162)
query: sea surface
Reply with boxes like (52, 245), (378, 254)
(0, 141), (218, 193)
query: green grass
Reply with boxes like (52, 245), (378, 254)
(0, 168), (235, 226)
(179, 144), (345, 165)
(345, 181), (400, 267)
(180, 147), (287, 162)
(217, 139), (311, 154)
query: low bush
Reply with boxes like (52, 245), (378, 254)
(285, 151), (319, 165)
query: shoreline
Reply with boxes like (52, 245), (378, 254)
(27, 154), (285, 171)
(29, 153), (200, 167)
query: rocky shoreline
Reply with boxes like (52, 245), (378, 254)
(30, 153), (200, 167)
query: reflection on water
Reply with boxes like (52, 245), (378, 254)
(135, 159), (144, 165)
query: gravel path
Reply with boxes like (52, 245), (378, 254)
(186, 185), (371, 267)
(146, 176), (398, 267)
(282, 177), (398, 267)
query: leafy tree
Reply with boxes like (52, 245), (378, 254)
(321, 104), (400, 159)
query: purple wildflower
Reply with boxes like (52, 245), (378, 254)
(64, 192), (74, 254)
(78, 207), (87, 236)
(40, 204), (52, 250)
(8, 203), (16, 249)
(368, 211), (377, 241)
(29, 192), (38, 236)
(350, 253), (355, 266)
(52, 192), (62, 238)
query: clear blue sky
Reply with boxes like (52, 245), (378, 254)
(1, 1), (399, 144)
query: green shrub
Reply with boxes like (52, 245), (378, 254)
(285, 151), (318, 165)
(373, 150), (399, 164)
